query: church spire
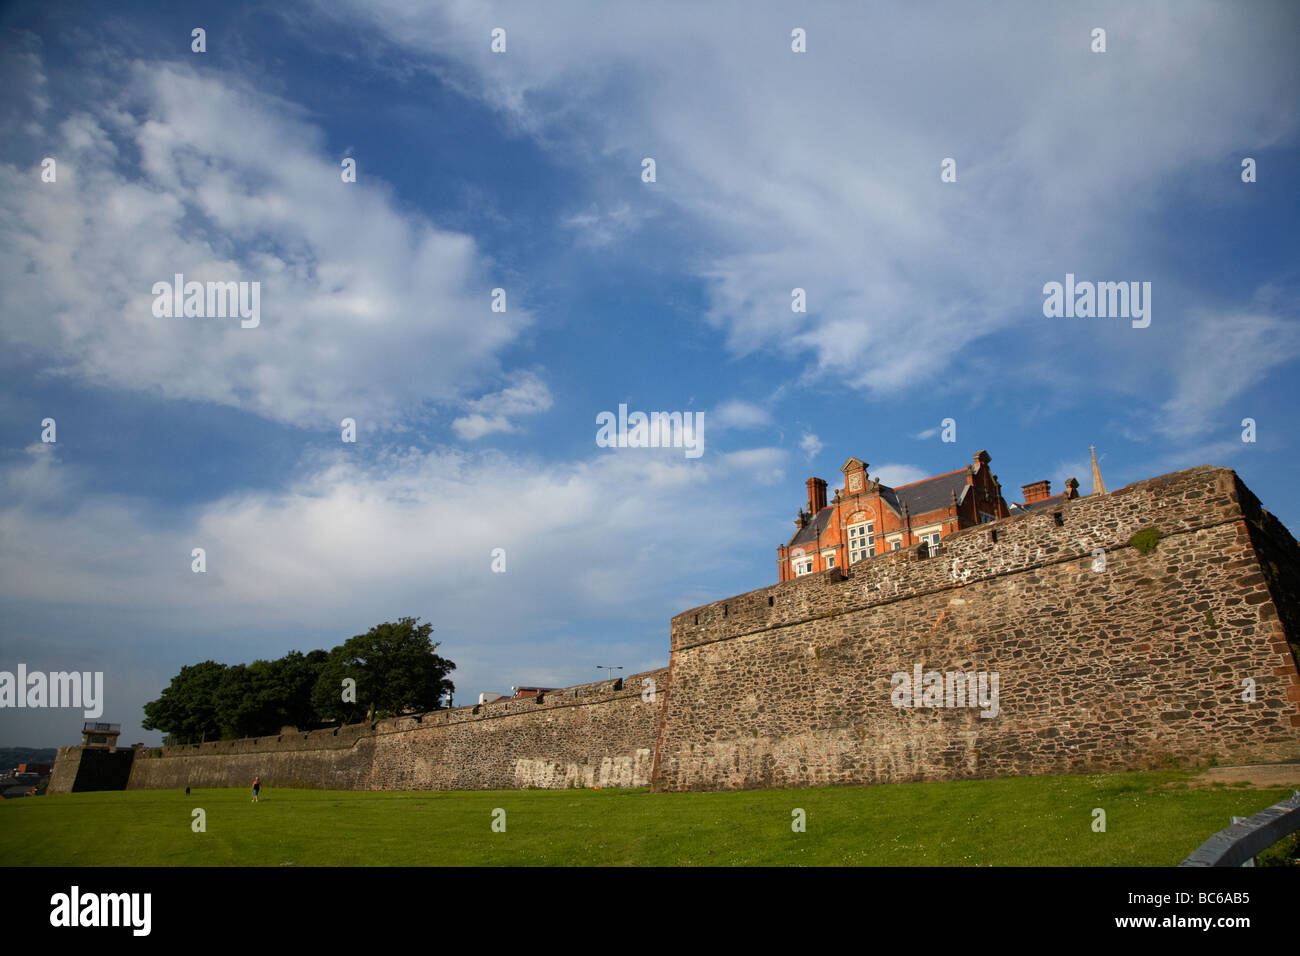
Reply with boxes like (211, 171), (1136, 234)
(1090, 445), (1107, 496)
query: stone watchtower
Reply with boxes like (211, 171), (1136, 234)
(80, 721), (121, 751)
(48, 722), (134, 793)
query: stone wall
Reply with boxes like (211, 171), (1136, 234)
(650, 466), (1300, 791)
(115, 669), (666, 792)
(47, 747), (138, 793)
(47, 746), (81, 794)
(47, 465), (1300, 796)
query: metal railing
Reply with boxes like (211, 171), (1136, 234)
(1179, 792), (1300, 866)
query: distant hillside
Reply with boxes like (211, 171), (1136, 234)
(0, 747), (58, 771)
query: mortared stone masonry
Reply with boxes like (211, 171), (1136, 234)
(48, 466), (1300, 794)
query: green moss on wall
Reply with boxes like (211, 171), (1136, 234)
(1129, 527), (1161, 554)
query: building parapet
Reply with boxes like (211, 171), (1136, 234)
(672, 465), (1244, 652)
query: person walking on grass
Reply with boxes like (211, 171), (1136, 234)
(252, 776), (261, 802)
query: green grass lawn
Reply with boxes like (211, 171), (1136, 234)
(0, 770), (1288, 866)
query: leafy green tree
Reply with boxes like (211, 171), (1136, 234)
(141, 661), (228, 744)
(214, 652), (331, 738)
(213, 663), (260, 739)
(311, 618), (454, 724)
(279, 649), (329, 729)
(143, 623), (448, 741)
(311, 649), (368, 726)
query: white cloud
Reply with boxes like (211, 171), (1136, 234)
(721, 447), (785, 485)
(3, 443), (66, 502)
(0, 59), (528, 428)
(562, 201), (653, 248)
(452, 372), (554, 439)
(316, 0), (1300, 435)
(0, 439), (788, 704)
(712, 400), (772, 430)
(799, 432), (823, 461)
(871, 463), (930, 487)
(1157, 309), (1300, 440)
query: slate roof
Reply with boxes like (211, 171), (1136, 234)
(890, 468), (972, 517)
(1009, 492), (1071, 514)
(788, 506), (836, 548)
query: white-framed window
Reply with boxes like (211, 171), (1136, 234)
(913, 526), (942, 553)
(890, 539), (901, 552)
(978, 510), (997, 524)
(824, 553), (836, 569)
(793, 558), (814, 576)
(847, 522), (875, 563)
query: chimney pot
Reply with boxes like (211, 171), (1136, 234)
(1021, 480), (1051, 504)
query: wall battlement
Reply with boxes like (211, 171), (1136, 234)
(133, 671), (657, 759)
(671, 466), (1247, 651)
(653, 466), (1300, 791)
(48, 465), (1300, 795)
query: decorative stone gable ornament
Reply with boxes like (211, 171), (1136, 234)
(841, 457), (869, 494)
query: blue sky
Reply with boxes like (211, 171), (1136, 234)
(2, 0), (1298, 747)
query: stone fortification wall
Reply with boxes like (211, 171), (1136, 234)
(49, 466), (1300, 796)
(651, 466), (1300, 791)
(114, 669), (666, 792)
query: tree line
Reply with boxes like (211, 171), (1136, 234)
(141, 617), (455, 744)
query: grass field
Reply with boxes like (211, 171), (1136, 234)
(1, 770), (1290, 866)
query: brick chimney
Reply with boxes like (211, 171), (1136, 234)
(1021, 480), (1051, 503)
(806, 477), (827, 514)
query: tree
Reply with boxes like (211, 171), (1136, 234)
(213, 651), (331, 738)
(142, 661), (228, 744)
(142, 623), (450, 741)
(213, 663), (256, 739)
(279, 649), (329, 729)
(311, 618), (454, 725)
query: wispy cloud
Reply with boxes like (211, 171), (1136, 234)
(1157, 307), (1300, 440)
(799, 432), (823, 461)
(319, 0), (1300, 434)
(872, 463), (929, 487)
(562, 201), (653, 248)
(452, 372), (554, 440)
(712, 400), (772, 431)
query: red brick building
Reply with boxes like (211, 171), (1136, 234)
(777, 451), (1013, 582)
